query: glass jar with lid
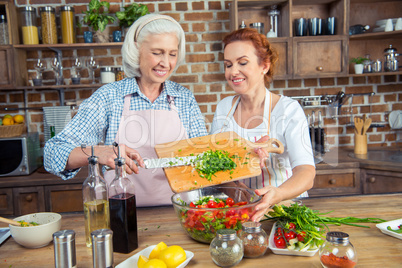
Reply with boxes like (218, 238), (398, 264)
(319, 231), (357, 268)
(19, 6), (39, 44)
(0, 14), (8, 45)
(100, 67), (116, 84)
(60, 6), (76, 44)
(115, 67), (125, 81)
(40, 7), (57, 44)
(239, 222), (268, 258)
(210, 229), (243, 267)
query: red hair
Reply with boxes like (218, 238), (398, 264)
(223, 28), (278, 83)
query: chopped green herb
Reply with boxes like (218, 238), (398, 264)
(234, 138), (239, 141)
(191, 150), (237, 181)
(190, 153), (194, 156)
(243, 162), (248, 165)
(216, 141), (220, 144)
(194, 181), (198, 185)
(157, 225), (160, 229)
(178, 149), (182, 152)
(243, 147), (247, 150)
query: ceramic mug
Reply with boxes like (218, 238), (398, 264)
(84, 31), (93, 43)
(294, 18), (307, 36)
(113, 30), (122, 42)
(326, 17), (336, 35)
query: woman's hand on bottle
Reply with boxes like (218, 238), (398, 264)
(96, 144), (145, 174)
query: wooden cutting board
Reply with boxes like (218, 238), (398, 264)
(154, 131), (283, 193)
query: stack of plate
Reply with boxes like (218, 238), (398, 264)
(43, 106), (72, 141)
(373, 18), (397, 32)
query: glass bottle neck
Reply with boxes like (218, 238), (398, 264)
(89, 162), (100, 177)
(115, 164), (127, 179)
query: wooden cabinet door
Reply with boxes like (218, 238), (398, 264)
(13, 186), (45, 216)
(0, 48), (13, 88)
(271, 39), (292, 80)
(0, 188), (13, 215)
(45, 184), (83, 213)
(362, 169), (402, 194)
(308, 168), (361, 197)
(293, 36), (348, 78)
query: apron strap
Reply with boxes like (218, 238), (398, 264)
(220, 95), (241, 133)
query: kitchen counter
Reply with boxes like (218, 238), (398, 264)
(1, 194), (401, 267)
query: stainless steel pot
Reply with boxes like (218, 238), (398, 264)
(384, 45), (400, 71)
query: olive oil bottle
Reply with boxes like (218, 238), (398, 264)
(82, 146), (110, 247)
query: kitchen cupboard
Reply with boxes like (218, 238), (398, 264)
(308, 163), (361, 197)
(0, 168), (85, 216)
(229, 0), (402, 78)
(229, 0), (348, 79)
(0, 1), (27, 89)
(361, 168), (402, 194)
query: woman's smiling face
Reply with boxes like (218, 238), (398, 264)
(224, 40), (269, 94)
(139, 33), (179, 86)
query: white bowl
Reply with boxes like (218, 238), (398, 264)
(9, 212), (62, 248)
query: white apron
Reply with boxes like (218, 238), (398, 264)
(104, 94), (187, 207)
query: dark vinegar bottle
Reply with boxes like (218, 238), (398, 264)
(109, 145), (138, 254)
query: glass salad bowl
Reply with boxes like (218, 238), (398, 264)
(171, 186), (262, 243)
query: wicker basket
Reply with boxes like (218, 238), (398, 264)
(0, 124), (25, 138)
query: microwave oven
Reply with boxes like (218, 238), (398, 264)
(0, 132), (42, 177)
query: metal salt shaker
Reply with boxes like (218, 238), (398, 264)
(53, 230), (77, 268)
(91, 229), (114, 268)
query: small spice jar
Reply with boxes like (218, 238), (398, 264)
(60, 6), (76, 44)
(210, 229), (243, 267)
(40, 7), (57, 44)
(115, 67), (125, 81)
(100, 67), (116, 84)
(19, 6), (39, 44)
(319, 231), (357, 268)
(239, 222), (268, 258)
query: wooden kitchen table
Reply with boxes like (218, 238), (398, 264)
(1, 194), (401, 268)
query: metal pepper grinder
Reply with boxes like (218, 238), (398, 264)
(384, 45), (400, 72)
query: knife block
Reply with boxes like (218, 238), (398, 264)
(354, 133), (367, 155)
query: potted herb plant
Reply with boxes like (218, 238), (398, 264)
(116, 3), (149, 34)
(350, 57), (368, 74)
(81, 0), (115, 43)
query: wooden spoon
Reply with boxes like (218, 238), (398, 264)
(354, 117), (364, 135)
(0, 216), (37, 227)
(362, 117), (372, 135)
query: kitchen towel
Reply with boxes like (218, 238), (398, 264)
(43, 106), (72, 142)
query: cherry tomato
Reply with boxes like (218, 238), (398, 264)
(284, 231), (297, 241)
(189, 202), (195, 208)
(297, 231), (306, 242)
(217, 201), (225, 208)
(288, 222), (296, 229)
(274, 237), (286, 249)
(225, 198), (234, 207)
(207, 200), (218, 208)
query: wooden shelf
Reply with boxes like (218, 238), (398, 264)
(348, 71), (402, 77)
(13, 42), (123, 50)
(15, 83), (104, 90)
(349, 30), (402, 40)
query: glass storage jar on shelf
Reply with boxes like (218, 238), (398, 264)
(239, 222), (268, 258)
(19, 6), (39, 44)
(60, 6), (76, 44)
(0, 14), (8, 44)
(40, 6), (57, 44)
(319, 231), (357, 268)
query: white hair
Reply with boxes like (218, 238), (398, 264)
(122, 14), (186, 78)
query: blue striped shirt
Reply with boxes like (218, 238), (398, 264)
(44, 78), (207, 180)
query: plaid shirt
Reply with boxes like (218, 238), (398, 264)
(44, 78), (207, 179)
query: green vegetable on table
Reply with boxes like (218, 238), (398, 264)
(387, 225), (402, 233)
(262, 203), (386, 251)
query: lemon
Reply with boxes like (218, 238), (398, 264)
(13, 115), (24, 124)
(149, 241), (168, 259)
(158, 245), (186, 268)
(3, 114), (12, 119)
(3, 117), (14, 125)
(138, 255), (149, 268)
(143, 259), (167, 268)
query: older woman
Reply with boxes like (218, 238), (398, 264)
(44, 14), (207, 206)
(210, 28), (316, 221)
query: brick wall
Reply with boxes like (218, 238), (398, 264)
(1, 0), (401, 151)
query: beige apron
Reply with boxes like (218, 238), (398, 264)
(104, 94), (187, 207)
